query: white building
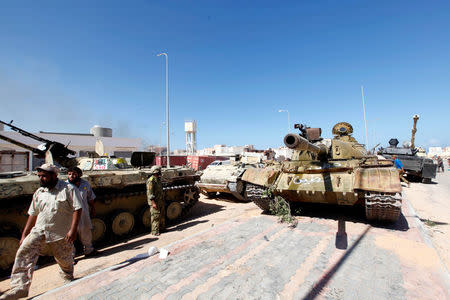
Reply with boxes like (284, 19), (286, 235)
(274, 147), (294, 160)
(197, 144), (256, 156)
(428, 146), (450, 158)
(0, 126), (141, 171)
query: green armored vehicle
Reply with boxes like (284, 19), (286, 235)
(196, 156), (264, 201)
(0, 121), (199, 273)
(242, 122), (402, 223)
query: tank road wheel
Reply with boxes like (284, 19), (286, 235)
(111, 210), (135, 236)
(180, 187), (200, 218)
(91, 217), (107, 243)
(184, 188), (198, 205)
(0, 223), (21, 271)
(0, 237), (20, 271)
(365, 192), (402, 223)
(166, 201), (183, 221)
(139, 206), (151, 229)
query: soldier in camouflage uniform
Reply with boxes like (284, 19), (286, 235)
(146, 166), (165, 236)
(0, 164), (82, 300)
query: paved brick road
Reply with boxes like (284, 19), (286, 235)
(39, 199), (449, 300)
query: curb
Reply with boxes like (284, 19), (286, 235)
(403, 196), (450, 291)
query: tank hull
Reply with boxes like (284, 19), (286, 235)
(381, 153), (437, 181)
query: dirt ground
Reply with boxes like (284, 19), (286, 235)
(402, 165), (450, 271)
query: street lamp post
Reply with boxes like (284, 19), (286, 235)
(157, 52), (170, 167)
(278, 109), (291, 132)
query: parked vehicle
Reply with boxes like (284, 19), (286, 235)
(242, 122), (402, 223)
(379, 115), (437, 183)
(0, 121), (200, 273)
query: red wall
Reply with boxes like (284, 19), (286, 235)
(187, 155), (228, 171)
(155, 156), (187, 167)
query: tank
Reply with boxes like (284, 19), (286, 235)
(0, 123), (200, 273)
(0, 163), (199, 273)
(378, 115), (437, 183)
(242, 122), (403, 223)
(196, 156), (264, 201)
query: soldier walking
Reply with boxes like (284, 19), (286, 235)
(0, 164), (82, 300)
(67, 166), (97, 257)
(146, 166), (165, 236)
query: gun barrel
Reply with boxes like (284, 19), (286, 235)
(0, 120), (49, 143)
(284, 134), (321, 153)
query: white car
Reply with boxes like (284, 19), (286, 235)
(208, 160), (231, 167)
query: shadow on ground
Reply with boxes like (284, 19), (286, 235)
(287, 202), (409, 232)
(0, 200), (226, 280)
(205, 192), (249, 204)
(172, 200), (226, 224)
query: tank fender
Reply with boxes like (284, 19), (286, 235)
(353, 167), (401, 193)
(242, 168), (279, 188)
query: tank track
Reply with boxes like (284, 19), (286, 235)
(364, 192), (402, 223)
(246, 184), (273, 212)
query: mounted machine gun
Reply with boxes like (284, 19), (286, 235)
(0, 120), (77, 168)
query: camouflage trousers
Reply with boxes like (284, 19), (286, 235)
(150, 204), (165, 235)
(9, 231), (74, 294)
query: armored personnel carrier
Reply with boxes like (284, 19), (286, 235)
(0, 121), (199, 273)
(379, 115), (437, 183)
(242, 122), (402, 223)
(196, 156), (264, 201)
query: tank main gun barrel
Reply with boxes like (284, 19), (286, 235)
(284, 133), (323, 153)
(411, 114), (419, 149)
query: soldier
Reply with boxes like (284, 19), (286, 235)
(146, 166), (165, 236)
(67, 166), (97, 257)
(437, 156), (444, 172)
(0, 164), (82, 300)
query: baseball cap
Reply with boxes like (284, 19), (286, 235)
(36, 163), (59, 174)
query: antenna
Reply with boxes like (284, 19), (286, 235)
(361, 85), (369, 151)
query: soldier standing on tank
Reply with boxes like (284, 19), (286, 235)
(147, 166), (165, 236)
(0, 164), (82, 300)
(392, 155), (410, 188)
(67, 166), (97, 257)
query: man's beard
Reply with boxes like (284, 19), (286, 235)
(68, 177), (80, 185)
(40, 177), (58, 188)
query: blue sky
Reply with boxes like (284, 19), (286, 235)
(1, 1), (449, 151)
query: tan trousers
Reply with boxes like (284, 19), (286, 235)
(9, 231), (74, 294)
(77, 211), (94, 254)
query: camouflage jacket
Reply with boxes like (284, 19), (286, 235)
(146, 175), (163, 205)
